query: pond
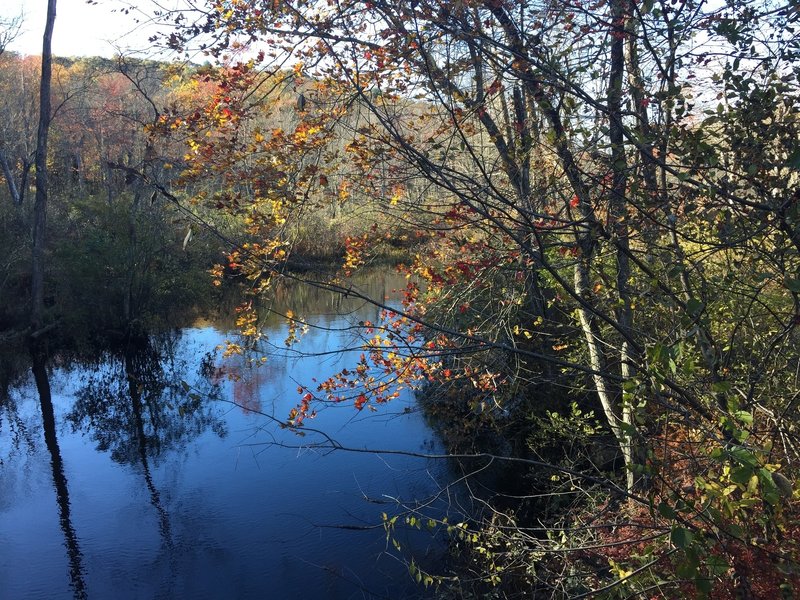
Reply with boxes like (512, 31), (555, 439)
(0, 271), (466, 599)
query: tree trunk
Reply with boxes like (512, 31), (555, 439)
(609, 0), (642, 494)
(0, 148), (30, 205)
(30, 0), (57, 335)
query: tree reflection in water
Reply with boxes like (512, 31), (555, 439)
(66, 332), (227, 550)
(67, 332), (226, 462)
(1, 269), (448, 599)
(33, 353), (88, 600)
(0, 394), (35, 464)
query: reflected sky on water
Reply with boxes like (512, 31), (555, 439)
(0, 272), (462, 599)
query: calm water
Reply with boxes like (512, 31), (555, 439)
(0, 273), (462, 599)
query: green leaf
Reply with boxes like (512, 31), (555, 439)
(622, 379), (639, 392)
(696, 577), (712, 595)
(780, 583), (795, 599)
(706, 506), (723, 523)
(730, 466), (754, 485)
(658, 501), (677, 519)
(729, 447), (759, 467)
(785, 277), (800, 293)
(686, 297), (703, 316)
(725, 523), (745, 539)
(682, 355), (696, 376)
(788, 148), (800, 170)
(667, 264), (684, 277)
(677, 546), (700, 579)
(671, 526), (694, 549)
(712, 380), (732, 393)
(759, 468), (779, 495)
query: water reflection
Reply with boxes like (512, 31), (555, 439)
(1, 270), (453, 599)
(0, 394), (35, 470)
(123, 343), (174, 552)
(62, 333), (230, 593)
(33, 355), (88, 600)
(66, 333), (226, 465)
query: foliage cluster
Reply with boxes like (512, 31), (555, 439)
(144, 0), (800, 594)
(0, 54), (235, 372)
(5, 0), (800, 595)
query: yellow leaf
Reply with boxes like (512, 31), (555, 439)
(389, 185), (404, 205)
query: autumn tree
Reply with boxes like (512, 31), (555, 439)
(151, 0), (800, 595)
(0, 12), (26, 203)
(0, 53), (40, 206)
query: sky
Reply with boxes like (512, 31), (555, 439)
(2, 0), (172, 58)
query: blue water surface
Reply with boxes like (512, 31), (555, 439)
(0, 274), (461, 599)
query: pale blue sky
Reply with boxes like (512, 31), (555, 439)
(3, 0), (168, 57)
